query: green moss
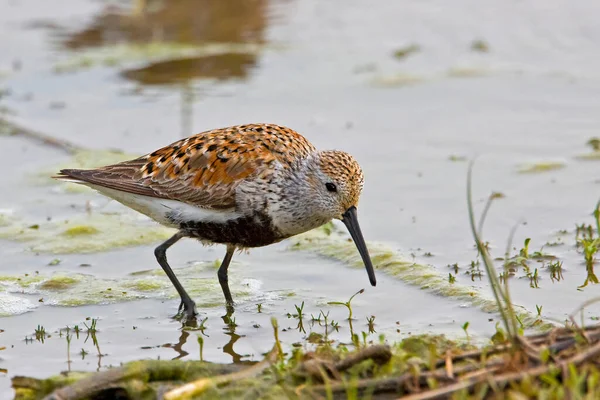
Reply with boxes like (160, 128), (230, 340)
(518, 161), (566, 174)
(63, 225), (100, 237)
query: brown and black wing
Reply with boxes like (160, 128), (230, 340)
(55, 124), (315, 210)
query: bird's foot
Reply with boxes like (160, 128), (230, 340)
(225, 302), (235, 317)
(175, 298), (198, 326)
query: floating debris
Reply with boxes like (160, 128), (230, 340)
(518, 161), (566, 174)
(471, 39), (490, 53)
(371, 73), (427, 87)
(392, 44), (420, 60)
(447, 66), (490, 78)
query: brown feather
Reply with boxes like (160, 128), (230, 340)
(55, 124), (316, 210)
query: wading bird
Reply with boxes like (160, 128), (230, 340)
(55, 124), (376, 320)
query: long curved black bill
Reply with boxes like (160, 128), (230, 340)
(341, 206), (376, 286)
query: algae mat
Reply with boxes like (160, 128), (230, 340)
(0, 207), (557, 330)
(0, 262), (272, 316)
(0, 211), (174, 254)
(289, 225), (558, 332)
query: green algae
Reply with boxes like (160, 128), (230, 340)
(446, 66), (490, 78)
(0, 274), (44, 288)
(448, 154), (468, 162)
(0, 263), (264, 312)
(0, 212), (174, 254)
(0, 213), (11, 227)
(371, 66), (491, 88)
(289, 225), (557, 332)
(586, 137), (600, 151)
(575, 152), (600, 161)
(63, 225), (99, 237)
(39, 276), (79, 290)
(518, 161), (566, 174)
(371, 73), (427, 87)
(470, 39), (490, 53)
(123, 280), (165, 292)
(392, 44), (420, 60)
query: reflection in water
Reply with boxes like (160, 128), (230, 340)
(0, 329), (6, 375)
(164, 306), (252, 363)
(120, 53), (257, 136)
(163, 329), (190, 360)
(221, 308), (253, 365)
(57, 0), (269, 137)
(120, 53), (258, 85)
(60, 0), (268, 50)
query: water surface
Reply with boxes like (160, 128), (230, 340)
(1, 0), (600, 397)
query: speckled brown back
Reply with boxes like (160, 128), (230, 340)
(57, 124), (316, 209)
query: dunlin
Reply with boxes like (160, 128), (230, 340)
(55, 124), (375, 320)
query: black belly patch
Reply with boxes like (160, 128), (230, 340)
(177, 213), (281, 248)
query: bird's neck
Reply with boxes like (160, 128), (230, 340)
(267, 158), (330, 237)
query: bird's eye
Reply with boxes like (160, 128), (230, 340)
(325, 182), (337, 193)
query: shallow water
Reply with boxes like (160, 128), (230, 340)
(1, 0), (600, 397)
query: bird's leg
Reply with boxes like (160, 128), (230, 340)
(218, 245), (236, 307)
(154, 232), (197, 320)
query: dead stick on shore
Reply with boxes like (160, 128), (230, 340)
(36, 361), (242, 400)
(0, 119), (82, 154)
(163, 344), (279, 400)
(399, 337), (600, 400)
(335, 344), (392, 372)
(303, 358), (506, 396)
